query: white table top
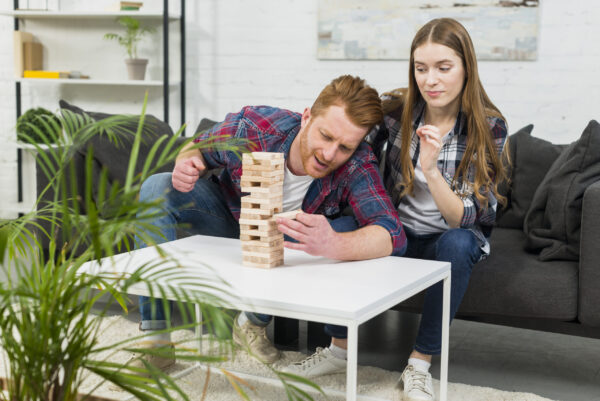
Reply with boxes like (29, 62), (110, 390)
(80, 235), (450, 325)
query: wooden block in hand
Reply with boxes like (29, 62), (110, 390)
(272, 209), (303, 221)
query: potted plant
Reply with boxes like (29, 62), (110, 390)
(104, 16), (155, 80)
(0, 95), (321, 401)
(16, 107), (61, 143)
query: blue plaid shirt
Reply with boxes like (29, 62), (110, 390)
(368, 98), (507, 254)
(194, 105), (407, 255)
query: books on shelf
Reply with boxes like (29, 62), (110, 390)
(24, 70), (70, 79)
(14, 32), (44, 77)
(14, 31), (32, 78)
(24, 42), (43, 71)
(120, 1), (143, 10)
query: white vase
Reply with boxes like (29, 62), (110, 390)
(125, 58), (148, 80)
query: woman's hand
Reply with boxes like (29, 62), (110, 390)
(416, 124), (443, 176)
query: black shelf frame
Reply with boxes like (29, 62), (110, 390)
(12, 0), (187, 204)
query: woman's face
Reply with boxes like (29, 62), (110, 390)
(413, 41), (465, 113)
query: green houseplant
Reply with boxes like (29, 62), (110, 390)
(0, 95), (321, 401)
(104, 16), (155, 80)
(16, 107), (61, 143)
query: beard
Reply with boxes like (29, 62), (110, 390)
(299, 121), (334, 179)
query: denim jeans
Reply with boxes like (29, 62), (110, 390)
(404, 226), (482, 355)
(137, 172), (239, 330)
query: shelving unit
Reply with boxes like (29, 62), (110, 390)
(4, 0), (186, 216)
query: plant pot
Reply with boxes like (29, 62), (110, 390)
(125, 58), (148, 80)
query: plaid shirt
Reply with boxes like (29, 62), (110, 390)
(194, 105), (407, 255)
(368, 99), (507, 254)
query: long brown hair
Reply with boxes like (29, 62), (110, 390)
(400, 18), (508, 207)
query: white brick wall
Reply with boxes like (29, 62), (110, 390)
(1, 0), (599, 213)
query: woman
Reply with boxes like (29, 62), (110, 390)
(283, 17), (509, 401)
(374, 17), (509, 400)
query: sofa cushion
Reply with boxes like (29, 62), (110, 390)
(496, 125), (565, 229)
(460, 228), (578, 320)
(59, 99), (180, 183)
(396, 228), (579, 321)
(524, 120), (600, 261)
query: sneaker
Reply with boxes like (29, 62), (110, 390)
(233, 316), (280, 364)
(398, 364), (435, 401)
(281, 347), (346, 378)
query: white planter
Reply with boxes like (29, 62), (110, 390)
(125, 58), (148, 80)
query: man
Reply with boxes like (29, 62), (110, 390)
(134, 75), (406, 374)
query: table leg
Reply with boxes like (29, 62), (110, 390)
(440, 274), (451, 401)
(195, 304), (203, 354)
(346, 323), (358, 401)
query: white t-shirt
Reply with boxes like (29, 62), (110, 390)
(282, 162), (313, 212)
(397, 158), (449, 235)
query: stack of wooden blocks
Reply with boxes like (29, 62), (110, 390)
(240, 152), (285, 268)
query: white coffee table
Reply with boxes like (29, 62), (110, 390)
(81, 235), (451, 401)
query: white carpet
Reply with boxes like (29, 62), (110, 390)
(77, 316), (556, 401)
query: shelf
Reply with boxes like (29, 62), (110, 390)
(15, 78), (177, 86)
(2, 203), (33, 216)
(16, 142), (60, 150)
(0, 10), (180, 20)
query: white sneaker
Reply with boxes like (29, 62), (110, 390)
(281, 347), (346, 378)
(398, 364), (434, 401)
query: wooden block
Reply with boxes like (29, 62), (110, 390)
(239, 218), (278, 227)
(240, 233), (283, 242)
(272, 209), (303, 220)
(243, 152), (284, 161)
(241, 195), (283, 206)
(242, 248), (284, 259)
(243, 163), (283, 173)
(239, 208), (275, 217)
(241, 238), (284, 248)
(239, 212), (272, 220)
(240, 185), (283, 195)
(240, 175), (283, 185)
(242, 258), (284, 269)
(240, 227), (280, 237)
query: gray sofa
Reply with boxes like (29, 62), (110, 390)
(277, 120), (600, 346)
(393, 121), (600, 338)
(37, 101), (600, 339)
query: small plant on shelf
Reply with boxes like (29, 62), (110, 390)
(16, 107), (61, 144)
(104, 16), (155, 80)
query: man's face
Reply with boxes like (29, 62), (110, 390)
(298, 105), (368, 179)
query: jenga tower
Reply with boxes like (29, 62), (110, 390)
(240, 152), (285, 268)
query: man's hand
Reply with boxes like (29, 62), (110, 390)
(276, 213), (341, 259)
(172, 156), (206, 192)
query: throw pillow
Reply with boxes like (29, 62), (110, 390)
(59, 99), (179, 183)
(524, 120), (600, 261)
(496, 125), (565, 229)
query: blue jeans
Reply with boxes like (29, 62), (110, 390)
(317, 226), (481, 354)
(137, 173), (239, 330)
(405, 227), (482, 355)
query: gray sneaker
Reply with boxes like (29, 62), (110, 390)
(233, 316), (280, 364)
(398, 364), (434, 401)
(281, 347), (346, 378)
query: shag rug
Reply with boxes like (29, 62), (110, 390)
(75, 316), (555, 401)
